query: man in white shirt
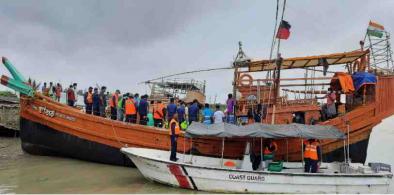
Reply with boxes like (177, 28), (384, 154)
(213, 104), (225, 124)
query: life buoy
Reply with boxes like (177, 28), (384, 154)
(239, 74), (253, 86)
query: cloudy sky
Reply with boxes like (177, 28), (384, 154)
(0, 0), (393, 103)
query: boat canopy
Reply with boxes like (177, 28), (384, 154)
(235, 50), (369, 72)
(185, 123), (345, 139)
(352, 71), (377, 90)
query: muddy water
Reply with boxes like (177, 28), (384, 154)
(1, 116), (393, 193)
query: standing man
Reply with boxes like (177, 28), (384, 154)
(125, 94), (137, 123)
(41, 82), (47, 94)
(166, 98), (177, 121)
(48, 82), (54, 99)
(226, 93), (235, 123)
(84, 87), (93, 114)
(55, 83), (62, 102)
(213, 104), (225, 124)
(177, 101), (186, 123)
(99, 86), (107, 117)
(304, 139), (321, 173)
(169, 113), (180, 161)
(153, 100), (165, 127)
(66, 85), (75, 107)
(326, 88), (337, 119)
(109, 90), (120, 120)
(73, 83), (78, 105)
(117, 93), (127, 121)
(202, 103), (213, 125)
(138, 95), (149, 125)
(134, 93), (140, 107)
(92, 88), (100, 116)
(188, 99), (199, 124)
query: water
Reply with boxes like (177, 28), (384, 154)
(0, 116), (393, 193)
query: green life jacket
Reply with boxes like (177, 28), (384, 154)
(147, 113), (154, 127)
(117, 97), (123, 108)
(180, 121), (188, 130)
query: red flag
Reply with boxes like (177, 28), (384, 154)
(276, 20), (291, 40)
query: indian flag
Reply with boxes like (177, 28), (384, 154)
(367, 21), (385, 38)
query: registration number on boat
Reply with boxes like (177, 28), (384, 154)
(228, 174), (265, 182)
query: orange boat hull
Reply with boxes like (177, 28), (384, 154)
(18, 76), (394, 166)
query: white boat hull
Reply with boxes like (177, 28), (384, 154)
(122, 148), (392, 194)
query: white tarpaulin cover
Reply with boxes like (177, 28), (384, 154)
(185, 123), (345, 139)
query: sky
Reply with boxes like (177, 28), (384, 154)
(0, 0), (393, 103)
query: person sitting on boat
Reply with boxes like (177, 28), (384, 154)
(303, 139), (321, 173)
(169, 113), (180, 161)
(84, 87), (93, 114)
(188, 99), (200, 125)
(167, 98), (177, 122)
(92, 87), (101, 116)
(202, 103), (213, 125)
(263, 139), (278, 168)
(125, 94), (137, 123)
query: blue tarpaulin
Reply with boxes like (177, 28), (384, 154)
(352, 72), (377, 90)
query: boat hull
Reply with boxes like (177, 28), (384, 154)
(20, 117), (133, 166)
(123, 148), (392, 194)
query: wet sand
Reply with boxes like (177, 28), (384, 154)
(0, 116), (393, 193)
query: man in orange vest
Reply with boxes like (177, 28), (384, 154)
(125, 94), (137, 123)
(169, 113), (180, 161)
(84, 87), (93, 114)
(109, 90), (120, 120)
(153, 100), (166, 128)
(304, 139), (321, 173)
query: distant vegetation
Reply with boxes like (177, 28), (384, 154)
(0, 91), (17, 97)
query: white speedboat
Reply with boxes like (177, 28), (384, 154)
(121, 123), (393, 193)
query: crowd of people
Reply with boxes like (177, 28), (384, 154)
(40, 83), (323, 167)
(41, 82), (64, 102)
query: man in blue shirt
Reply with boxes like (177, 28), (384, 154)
(138, 95), (149, 125)
(92, 88), (100, 116)
(188, 99), (200, 124)
(177, 101), (186, 123)
(167, 98), (177, 121)
(202, 103), (213, 125)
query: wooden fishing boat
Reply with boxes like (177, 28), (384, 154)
(1, 37), (394, 166)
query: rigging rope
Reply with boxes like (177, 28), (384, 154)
(140, 67), (233, 84)
(267, 0), (280, 80)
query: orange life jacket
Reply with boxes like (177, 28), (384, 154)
(55, 87), (62, 97)
(263, 141), (278, 155)
(154, 103), (165, 119)
(109, 93), (118, 108)
(125, 98), (136, 115)
(86, 92), (93, 104)
(304, 141), (319, 160)
(43, 88), (50, 96)
(169, 119), (181, 135)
